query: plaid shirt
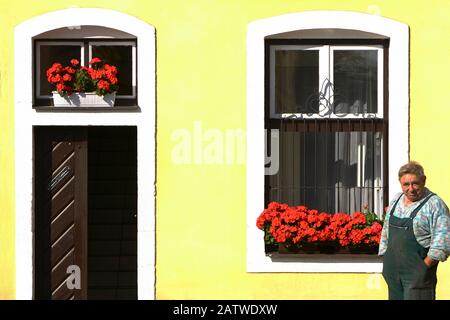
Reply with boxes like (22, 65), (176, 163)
(378, 188), (450, 261)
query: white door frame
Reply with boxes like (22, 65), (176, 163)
(14, 8), (156, 299)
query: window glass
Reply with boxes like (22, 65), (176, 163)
(333, 50), (378, 114)
(39, 45), (82, 96)
(268, 129), (383, 215)
(91, 45), (134, 96)
(275, 50), (319, 113)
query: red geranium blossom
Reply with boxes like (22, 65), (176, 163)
(97, 80), (110, 91)
(46, 57), (119, 97)
(89, 57), (102, 65)
(256, 202), (384, 251)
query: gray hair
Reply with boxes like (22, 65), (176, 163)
(398, 161), (426, 180)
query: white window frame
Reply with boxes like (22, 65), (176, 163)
(247, 11), (409, 273)
(35, 40), (137, 101)
(270, 44), (384, 119)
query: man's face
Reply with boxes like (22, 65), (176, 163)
(400, 173), (426, 203)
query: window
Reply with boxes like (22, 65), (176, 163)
(247, 12), (409, 273)
(34, 39), (137, 107)
(270, 44), (383, 118)
(266, 40), (388, 216)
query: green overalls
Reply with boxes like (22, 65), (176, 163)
(382, 193), (438, 300)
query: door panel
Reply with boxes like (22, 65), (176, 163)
(34, 126), (137, 300)
(87, 127), (137, 299)
(34, 127), (88, 300)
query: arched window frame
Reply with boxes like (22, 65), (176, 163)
(246, 11), (409, 273)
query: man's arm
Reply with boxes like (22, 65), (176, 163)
(378, 211), (390, 256)
(427, 197), (450, 262)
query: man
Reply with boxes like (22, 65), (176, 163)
(379, 161), (450, 300)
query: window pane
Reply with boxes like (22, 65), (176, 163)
(268, 127), (383, 216)
(38, 45), (81, 96)
(333, 50), (378, 114)
(91, 45), (134, 96)
(275, 50), (319, 113)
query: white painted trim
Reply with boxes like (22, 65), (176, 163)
(34, 26), (135, 39)
(247, 11), (409, 273)
(269, 44), (383, 119)
(15, 8), (156, 299)
(252, 254), (383, 273)
(268, 45), (322, 118)
(37, 40), (137, 100)
(329, 45), (384, 119)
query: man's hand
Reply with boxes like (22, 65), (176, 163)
(424, 256), (438, 268)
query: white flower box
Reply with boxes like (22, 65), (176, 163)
(52, 91), (116, 107)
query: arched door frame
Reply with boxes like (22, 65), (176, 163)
(14, 8), (156, 299)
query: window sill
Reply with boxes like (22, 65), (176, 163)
(248, 253), (383, 273)
(33, 106), (141, 112)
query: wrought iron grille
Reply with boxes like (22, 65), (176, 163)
(265, 118), (388, 216)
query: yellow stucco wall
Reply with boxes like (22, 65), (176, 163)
(1, 0), (449, 299)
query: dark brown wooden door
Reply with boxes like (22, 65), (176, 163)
(34, 127), (88, 300)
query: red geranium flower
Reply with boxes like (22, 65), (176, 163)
(97, 80), (110, 91)
(46, 57), (119, 97)
(89, 57), (102, 65)
(257, 202), (384, 253)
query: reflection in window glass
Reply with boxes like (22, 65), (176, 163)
(333, 50), (378, 114)
(39, 45), (81, 96)
(275, 50), (319, 113)
(91, 45), (134, 96)
(269, 130), (383, 215)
